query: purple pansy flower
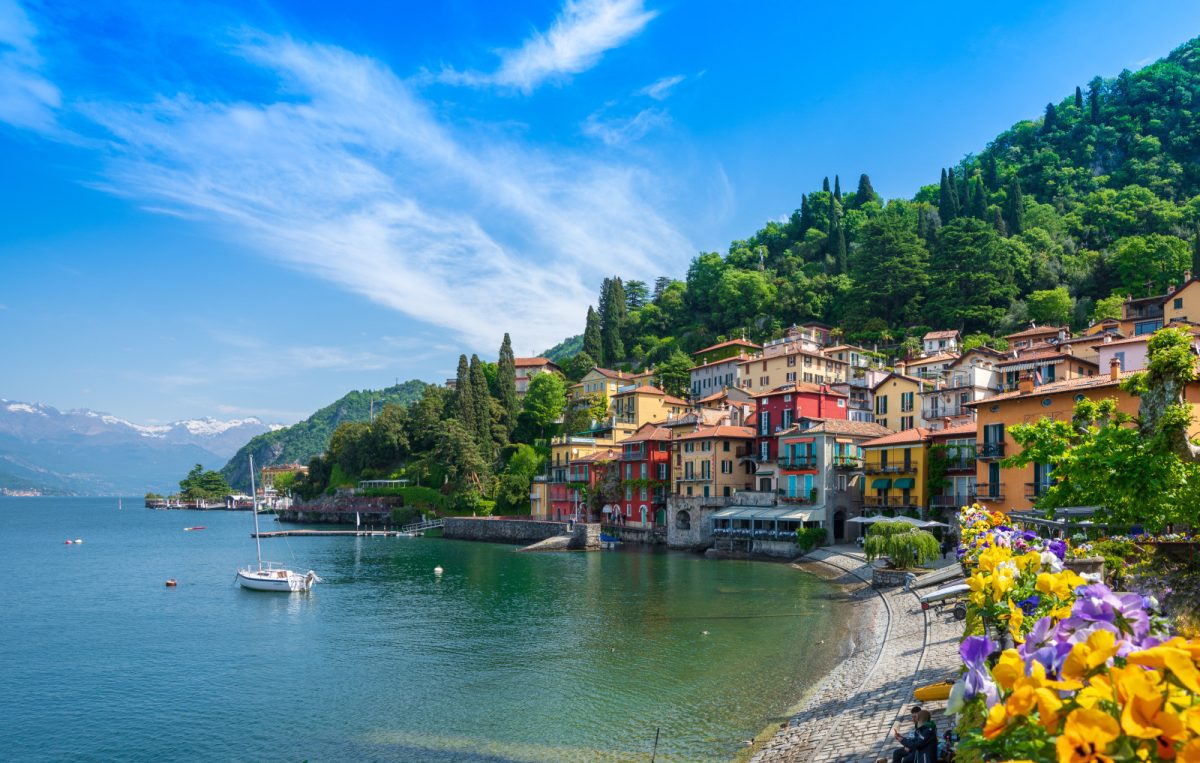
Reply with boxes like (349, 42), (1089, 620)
(960, 635), (999, 706)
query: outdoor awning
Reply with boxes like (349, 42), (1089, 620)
(780, 508), (819, 521)
(746, 508), (791, 521)
(894, 477), (916, 489)
(871, 478), (892, 489)
(712, 506), (744, 519)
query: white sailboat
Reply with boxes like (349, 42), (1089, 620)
(236, 455), (320, 593)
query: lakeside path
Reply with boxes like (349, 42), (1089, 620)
(750, 547), (961, 763)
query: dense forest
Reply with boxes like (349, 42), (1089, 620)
(297, 37), (1200, 514)
(551, 37), (1200, 370)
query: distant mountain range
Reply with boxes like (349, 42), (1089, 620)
(0, 398), (281, 495)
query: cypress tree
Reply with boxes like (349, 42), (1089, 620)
(982, 155), (999, 191)
(583, 306), (603, 365)
(600, 278), (626, 366)
(452, 354), (474, 431)
(939, 168), (959, 223)
(835, 224), (848, 275)
(991, 206), (1007, 237)
(1088, 76), (1102, 122)
(496, 333), (518, 437)
(1075, 86), (1083, 110)
(1003, 176), (1025, 236)
(822, 176), (830, 193)
(956, 168), (969, 209)
(468, 354), (492, 453)
(826, 197), (841, 257)
(799, 194), (811, 231)
(833, 174), (842, 201)
(969, 176), (988, 220)
(1042, 102), (1058, 134)
(853, 174), (876, 208)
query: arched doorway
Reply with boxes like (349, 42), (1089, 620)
(639, 505), (648, 526)
(834, 510), (846, 541)
(655, 508), (666, 526)
(675, 510), (691, 530)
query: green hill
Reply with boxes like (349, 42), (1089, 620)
(220, 380), (430, 490)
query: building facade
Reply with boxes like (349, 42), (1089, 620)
(514, 357), (562, 396)
(616, 424), (673, 527)
(672, 425), (756, 499)
(861, 428), (932, 515)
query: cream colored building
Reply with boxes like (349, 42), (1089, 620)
(672, 425), (756, 499)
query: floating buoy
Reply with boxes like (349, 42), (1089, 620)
(165, 579), (177, 587)
(74, 539), (83, 544)
(433, 566), (444, 575)
(702, 630), (709, 636)
(64, 540), (73, 545)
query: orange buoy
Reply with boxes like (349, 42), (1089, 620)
(165, 579), (177, 587)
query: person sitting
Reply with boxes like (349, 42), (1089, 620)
(884, 709), (937, 763)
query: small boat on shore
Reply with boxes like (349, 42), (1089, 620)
(185, 526), (206, 531)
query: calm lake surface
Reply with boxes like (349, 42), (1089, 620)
(0, 497), (851, 762)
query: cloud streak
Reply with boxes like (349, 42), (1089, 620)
(76, 36), (691, 353)
(637, 74), (684, 100)
(442, 0), (657, 93)
(0, 0), (60, 129)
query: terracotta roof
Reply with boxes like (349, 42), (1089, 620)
(591, 367), (632, 380)
(964, 370), (1139, 405)
(923, 330), (960, 340)
(904, 352), (958, 366)
(569, 449), (620, 464)
(861, 427), (933, 448)
(1097, 334), (1150, 347)
(674, 425), (755, 441)
(824, 343), (873, 354)
(996, 350), (1099, 368)
(514, 357), (556, 367)
(870, 372), (931, 391)
(738, 347), (847, 365)
(692, 338), (762, 356)
(750, 382), (848, 399)
(1055, 332), (1122, 345)
(653, 409), (728, 428)
(621, 424), (673, 443)
(688, 355), (746, 372)
(1004, 324), (1067, 340)
(792, 419), (892, 438)
(695, 389), (729, 405)
(928, 422), (978, 439)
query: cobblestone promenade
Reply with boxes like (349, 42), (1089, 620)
(750, 548), (961, 763)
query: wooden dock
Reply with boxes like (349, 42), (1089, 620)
(253, 530), (416, 538)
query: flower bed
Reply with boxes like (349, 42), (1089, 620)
(951, 504), (1200, 762)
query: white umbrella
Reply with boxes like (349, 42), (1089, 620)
(846, 515), (884, 524)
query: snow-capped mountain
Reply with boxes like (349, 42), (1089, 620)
(0, 398), (281, 495)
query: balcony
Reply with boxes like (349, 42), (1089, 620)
(977, 442), (1006, 459)
(1025, 482), (1053, 501)
(922, 404), (965, 419)
(831, 455), (863, 469)
(676, 474), (711, 483)
(776, 490), (812, 504)
(944, 458), (976, 472)
(863, 496), (918, 509)
(778, 455), (817, 470)
(974, 484), (1004, 502)
(930, 494), (973, 508)
(864, 463), (917, 475)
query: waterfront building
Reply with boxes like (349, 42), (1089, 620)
(860, 428), (932, 516)
(922, 330), (961, 356)
(1095, 325), (1200, 372)
(1084, 317), (1123, 336)
(825, 343), (880, 374)
(1163, 271), (1200, 324)
(1120, 294), (1166, 337)
(749, 382), (848, 491)
(538, 435), (616, 520)
(1050, 331), (1123, 365)
(572, 367), (634, 406)
(870, 372), (932, 432)
(616, 423), (673, 527)
(689, 354), (748, 400)
(557, 449), (619, 522)
(514, 357), (562, 397)
(927, 423), (978, 516)
(918, 348), (1003, 430)
(672, 424), (755, 499)
(693, 386), (755, 426)
(776, 419), (890, 542)
(691, 337), (761, 366)
(591, 385), (690, 441)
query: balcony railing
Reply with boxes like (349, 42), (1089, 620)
(944, 458), (976, 471)
(974, 484), (1004, 501)
(863, 496), (918, 509)
(776, 490), (812, 503)
(977, 442), (1006, 459)
(778, 455), (817, 469)
(831, 455), (863, 469)
(676, 475), (711, 483)
(864, 464), (917, 475)
(930, 494), (973, 508)
(1025, 482), (1053, 501)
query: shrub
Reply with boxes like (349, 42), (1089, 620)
(794, 526), (826, 552)
(863, 520), (939, 569)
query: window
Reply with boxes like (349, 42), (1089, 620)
(760, 376), (770, 386)
(1175, 297), (1184, 309)
(877, 418), (887, 429)
(625, 464), (632, 479)
(702, 485), (710, 497)
(684, 462), (694, 478)
(723, 486), (731, 497)
(875, 395), (888, 415)
(640, 463), (647, 479)
(1113, 351), (1126, 368)
(901, 392), (914, 412)
(803, 373), (813, 382)
(837, 399), (845, 407)
(1135, 320), (1162, 336)
(759, 411), (770, 435)
(786, 372), (796, 382)
(657, 464), (667, 480)
(701, 461), (711, 479)
(900, 416), (914, 430)
(759, 441), (769, 461)
(624, 485), (632, 499)
(721, 459), (732, 474)
(837, 474), (848, 492)
(723, 441), (730, 452)
(804, 355), (812, 366)
(787, 355), (796, 367)
(782, 410), (793, 429)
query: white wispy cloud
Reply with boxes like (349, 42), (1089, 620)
(442, 0), (657, 93)
(0, 0), (60, 130)
(637, 74), (684, 100)
(74, 36), (690, 353)
(582, 105), (668, 146)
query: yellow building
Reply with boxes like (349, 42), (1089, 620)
(602, 385), (690, 440)
(860, 428), (932, 514)
(572, 367), (633, 405)
(671, 425), (756, 499)
(871, 372), (932, 432)
(1163, 275), (1200, 325)
(737, 346), (848, 394)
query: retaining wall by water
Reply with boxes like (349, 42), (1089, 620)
(279, 496), (396, 524)
(601, 523), (667, 546)
(443, 518), (600, 549)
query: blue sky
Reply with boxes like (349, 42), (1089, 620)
(2, 0), (1200, 425)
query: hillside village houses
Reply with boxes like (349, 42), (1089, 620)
(528, 288), (1200, 556)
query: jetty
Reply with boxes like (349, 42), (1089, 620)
(254, 529), (411, 538)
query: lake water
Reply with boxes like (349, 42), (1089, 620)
(0, 497), (851, 762)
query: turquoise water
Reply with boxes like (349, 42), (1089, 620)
(0, 498), (849, 762)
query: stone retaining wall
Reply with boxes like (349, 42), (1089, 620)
(444, 517), (600, 549)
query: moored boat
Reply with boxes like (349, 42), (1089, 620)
(237, 455), (320, 593)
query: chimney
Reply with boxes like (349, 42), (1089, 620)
(1062, 343), (1074, 356)
(1110, 357), (1121, 381)
(1187, 270), (1193, 282)
(1018, 372), (1035, 395)
(1103, 333), (1113, 344)
(1168, 284), (1177, 295)
(1057, 328), (1067, 342)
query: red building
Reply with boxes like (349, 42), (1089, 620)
(616, 423), (672, 527)
(750, 382), (848, 491)
(556, 449), (619, 521)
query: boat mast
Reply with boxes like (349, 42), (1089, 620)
(249, 455), (262, 566)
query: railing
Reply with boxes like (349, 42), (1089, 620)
(922, 404), (965, 419)
(944, 458), (976, 471)
(676, 475), (710, 482)
(864, 464), (916, 474)
(974, 484), (1004, 501)
(863, 496), (918, 509)
(712, 527), (800, 541)
(831, 455), (863, 469)
(1025, 482), (1053, 501)
(400, 518), (445, 533)
(977, 442), (1006, 459)
(776, 491), (811, 503)
(778, 456), (816, 469)
(930, 494), (973, 508)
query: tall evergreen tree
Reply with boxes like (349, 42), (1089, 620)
(827, 197), (841, 258)
(799, 193), (811, 230)
(848, 211), (930, 326)
(926, 218), (1019, 333)
(991, 206), (1008, 237)
(496, 333), (518, 438)
(835, 224), (848, 275)
(822, 176), (830, 193)
(583, 306), (603, 365)
(1088, 76), (1102, 122)
(1075, 85), (1084, 110)
(652, 277), (671, 301)
(834, 174), (842, 201)
(1042, 102), (1058, 133)
(1003, 176), (1025, 236)
(853, 174), (876, 208)
(468, 354), (492, 453)
(452, 354), (475, 432)
(969, 176), (988, 220)
(600, 278), (626, 366)
(939, 168), (959, 222)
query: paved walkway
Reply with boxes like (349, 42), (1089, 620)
(749, 549), (962, 763)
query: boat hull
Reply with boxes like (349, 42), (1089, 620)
(236, 568), (317, 592)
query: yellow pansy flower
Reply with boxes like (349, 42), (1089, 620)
(983, 702), (1008, 740)
(994, 649), (1026, 692)
(1056, 708), (1119, 763)
(1180, 738), (1200, 763)
(1063, 630), (1121, 681)
(1129, 642), (1200, 695)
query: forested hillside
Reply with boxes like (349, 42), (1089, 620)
(220, 380), (429, 490)
(565, 37), (1200, 371)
